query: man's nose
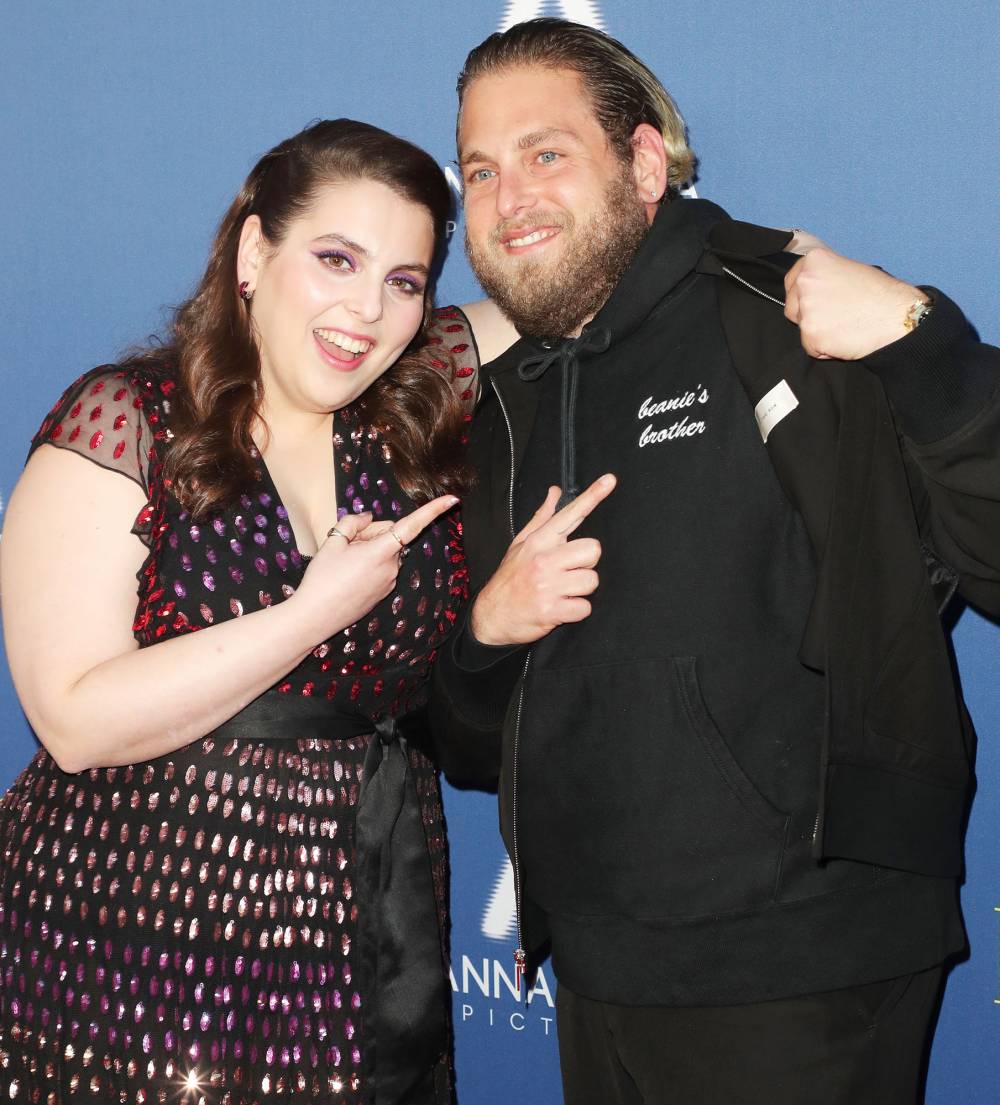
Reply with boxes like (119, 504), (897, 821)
(495, 167), (537, 220)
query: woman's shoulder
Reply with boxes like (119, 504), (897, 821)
(428, 305), (476, 359)
(29, 361), (176, 491)
(425, 306), (480, 412)
(440, 300), (519, 366)
(33, 362), (175, 432)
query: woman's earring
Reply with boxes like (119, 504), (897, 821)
(239, 281), (253, 303)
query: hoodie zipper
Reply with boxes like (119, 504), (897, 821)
(723, 263), (831, 856)
(492, 377), (518, 537)
(491, 376), (532, 993)
(721, 266), (786, 309)
(510, 651), (532, 992)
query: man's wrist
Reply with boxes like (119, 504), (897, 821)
(876, 281), (929, 349)
(469, 593), (505, 647)
(457, 598), (524, 673)
(903, 293), (934, 332)
(864, 287), (988, 443)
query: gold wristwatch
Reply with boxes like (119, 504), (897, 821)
(903, 296), (934, 332)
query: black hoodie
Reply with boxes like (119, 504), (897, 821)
(431, 199), (1000, 1005)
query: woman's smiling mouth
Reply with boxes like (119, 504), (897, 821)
(313, 327), (374, 369)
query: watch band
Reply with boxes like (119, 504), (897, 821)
(904, 296), (934, 332)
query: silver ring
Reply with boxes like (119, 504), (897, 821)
(326, 526), (350, 542)
(387, 528), (405, 549)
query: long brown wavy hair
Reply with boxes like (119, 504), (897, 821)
(125, 119), (470, 517)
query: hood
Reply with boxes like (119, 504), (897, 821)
(588, 197), (732, 348)
(485, 199), (796, 507)
(514, 197), (732, 361)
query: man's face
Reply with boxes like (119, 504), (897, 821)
(459, 65), (650, 340)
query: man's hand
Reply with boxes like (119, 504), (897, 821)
(470, 474), (616, 647)
(784, 228), (829, 256)
(783, 248), (929, 361)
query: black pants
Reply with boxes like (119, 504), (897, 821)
(557, 967), (944, 1105)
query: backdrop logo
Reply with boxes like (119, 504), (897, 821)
(482, 857), (517, 941)
(444, 167), (463, 238)
(500, 0), (606, 31)
(449, 854), (554, 1036)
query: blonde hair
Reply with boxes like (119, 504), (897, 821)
(457, 18), (696, 193)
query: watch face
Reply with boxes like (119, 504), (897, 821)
(905, 299), (933, 330)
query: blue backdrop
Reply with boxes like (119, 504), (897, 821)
(1, 3), (997, 1102)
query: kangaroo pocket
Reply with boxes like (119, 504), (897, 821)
(518, 657), (789, 921)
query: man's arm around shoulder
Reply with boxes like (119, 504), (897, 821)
(787, 248), (1000, 615)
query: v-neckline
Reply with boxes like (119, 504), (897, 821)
(252, 409), (345, 563)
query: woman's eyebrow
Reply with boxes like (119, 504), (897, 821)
(315, 233), (428, 274)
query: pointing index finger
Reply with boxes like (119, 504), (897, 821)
(388, 495), (460, 547)
(550, 474), (616, 538)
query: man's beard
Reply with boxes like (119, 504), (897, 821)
(465, 169), (650, 341)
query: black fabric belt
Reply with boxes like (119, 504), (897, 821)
(209, 691), (447, 1103)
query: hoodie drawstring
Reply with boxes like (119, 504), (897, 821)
(516, 327), (611, 506)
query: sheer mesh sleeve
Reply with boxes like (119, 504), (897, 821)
(28, 365), (160, 544)
(426, 306), (480, 417)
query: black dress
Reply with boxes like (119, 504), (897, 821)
(0, 308), (479, 1104)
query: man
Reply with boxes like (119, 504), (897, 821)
(431, 18), (1000, 1105)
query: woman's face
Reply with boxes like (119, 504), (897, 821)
(239, 178), (435, 418)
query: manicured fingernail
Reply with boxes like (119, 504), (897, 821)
(600, 474), (615, 487)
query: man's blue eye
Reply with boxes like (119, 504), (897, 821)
(538, 151), (559, 164)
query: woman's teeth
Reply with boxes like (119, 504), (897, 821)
(315, 329), (372, 355)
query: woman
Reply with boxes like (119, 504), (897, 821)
(0, 120), (478, 1104)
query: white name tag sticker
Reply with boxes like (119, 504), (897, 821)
(754, 379), (799, 443)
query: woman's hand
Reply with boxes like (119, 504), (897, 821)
(1, 443), (458, 772)
(291, 495), (459, 641)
